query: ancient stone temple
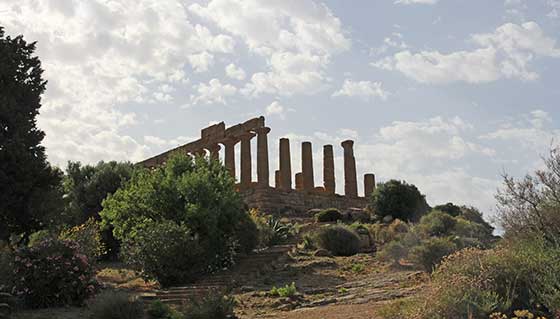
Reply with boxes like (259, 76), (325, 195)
(138, 117), (375, 214)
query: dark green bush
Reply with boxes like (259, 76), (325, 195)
(122, 221), (205, 287)
(315, 208), (343, 222)
(0, 248), (13, 293)
(182, 292), (236, 319)
(13, 238), (97, 308)
(410, 237), (457, 272)
(371, 180), (429, 222)
(147, 300), (182, 319)
(314, 225), (360, 256)
(101, 154), (257, 285)
(89, 291), (144, 319)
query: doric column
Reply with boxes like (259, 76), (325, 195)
(255, 127), (271, 187)
(222, 138), (237, 177)
(275, 170), (281, 189)
(364, 173), (376, 198)
(323, 145), (335, 194)
(207, 143), (221, 161)
(240, 132), (255, 188)
(295, 172), (303, 190)
(301, 141), (314, 191)
(279, 138), (292, 190)
(341, 140), (358, 197)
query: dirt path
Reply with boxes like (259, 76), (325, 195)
(260, 301), (383, 319)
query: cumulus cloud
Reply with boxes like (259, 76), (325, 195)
(189, 0), (350, 97)
(189, 79), (238, 106)
(265, 101), (285, 118)
(225, 63), (246, 80)
(373, 22), (560, 84)
(332, 79), (389, 101)
(0, 0), (236, 165)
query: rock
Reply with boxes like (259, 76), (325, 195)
(313, 249), (332, 257)
(382, 215), (394, 223)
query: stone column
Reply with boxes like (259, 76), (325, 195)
(207, 143), (221, 161)
(301, 141), (314, 191)
(341, 140), (358, 197)
(192, 149), (206, 157)
(255, 127), (271, 187)
(275, 170), (281, 189)
(222, 138), (237, 177)
(295, 172), (303, 190)
(323, 144), (335, 194)
(364, 173), (376, 197)
(240, 132), (255, 188)
(279, 138), (292, 190)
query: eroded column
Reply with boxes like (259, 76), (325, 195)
(295, 172), (303, 191)
(240, 132), (255, 188)
(341, 140), (358, 197)
(256, 127), (271, 187)
(302, 141), (314, 191)
(207, 144), (220, 161)
(279, 138), (292, 190)
(323, 145), (335, 194)
(275, 170), (281, 188)
(364, 173), (376, 198)
(222, 138), (237, 178)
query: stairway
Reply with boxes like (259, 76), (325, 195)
(142, 244), (293, 306)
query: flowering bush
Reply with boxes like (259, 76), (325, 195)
(59, 217), (105, 261)
(12, 238), (97, 308)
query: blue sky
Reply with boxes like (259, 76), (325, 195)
(1, 0), (559, 221)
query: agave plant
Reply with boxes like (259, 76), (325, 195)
(266, 216), (293, 245)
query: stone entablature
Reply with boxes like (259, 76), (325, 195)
(138, 116), (375, 213)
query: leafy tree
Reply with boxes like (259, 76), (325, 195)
(371, 180), (429, 222)
(497, 145), (560, 247)
(100, 153), (257, 284)
(433, 202), (463, 217)
(63, 161), (134, 225)
(0, 27), (63, 240)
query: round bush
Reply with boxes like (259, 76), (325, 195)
(314, 225), (360, 256)
(122, 220), (205, 287)
(410, 237), (457, 272)
(89, 291), (144, 319)
(13, 238), (97, 308)
(418, 210), (457, 237)
(371, 180), (429, 222)
(315, 208), (343, 222)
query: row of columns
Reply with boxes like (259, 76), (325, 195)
(198, 130), (375, 198)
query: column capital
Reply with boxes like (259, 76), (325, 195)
(255, 126), (271, 135)
(239, 131), (256, 141)
(206, 143), (221, 152)
(341, 139), (354, 149)
(221, 136), (239, 146)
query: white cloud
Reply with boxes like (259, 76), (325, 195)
(265, 101), (285, 119)
(189, 0), (350, 97)
(0, 0), (236, 165)
(373, 22), (560, 84)
(188, 51), (214, 73)
(225, 63), (246, 80)
(395, 0), (439, 4)
(190, 79), (238, 105)
(332, 79), (389, 101)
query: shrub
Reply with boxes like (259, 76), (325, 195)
(12, 238), (97, 308)
(182, 292), (236, 319)
(59, 218), (106, 261)
(250, 209), (293, 248)
(147, 300), (182, 319)
(314, 225), (360, 256)
(315, 208), (343, 223)
(101, 154), (257, 285)
(122, 221), (205, 287)
(270, 282), (297, 298)
(27, 230), (54, 247)
(378, 240), (408, 266)
(410, 237), (457, 272)
(417, 210), (457, 237)
(89, 291), (144, 319)
(0, 248), (13, 293)
(371, 180), (429, 222)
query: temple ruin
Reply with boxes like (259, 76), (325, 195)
(138, 117), (374, 214)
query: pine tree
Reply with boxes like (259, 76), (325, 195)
(0, 27), (62, 241)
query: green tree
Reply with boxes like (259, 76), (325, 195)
(371, 180), (429, 222)
(100, 153), (257, 284)
(0, 27), (63, 240)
